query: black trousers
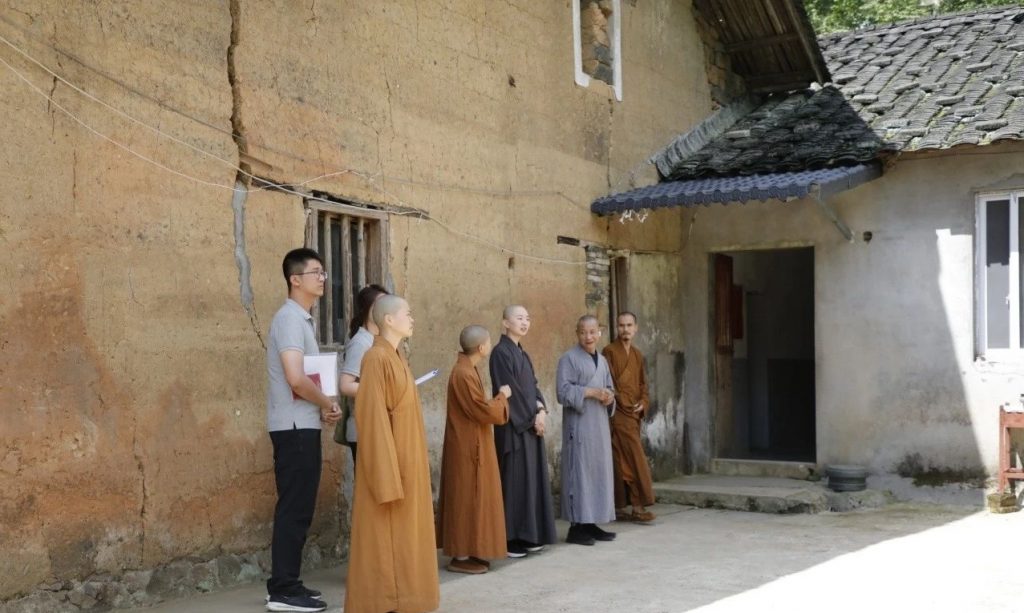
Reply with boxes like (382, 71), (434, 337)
(267, 428), (322, 597)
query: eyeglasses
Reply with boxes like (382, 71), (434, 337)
(296, 270), (328, 280)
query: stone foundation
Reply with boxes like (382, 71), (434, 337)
(0, 546), (339, 613)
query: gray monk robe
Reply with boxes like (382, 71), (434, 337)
(556, 346), (616, 524)
(489, 335), (558, 545)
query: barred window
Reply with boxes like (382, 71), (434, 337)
(306, 200), (388, 349)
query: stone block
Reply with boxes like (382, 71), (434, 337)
(146, 559), (193, 600)
(986, 492), (1018, 513)
(253, 549), (273, 573)
(302, 543), (323, 568)
(0, 591), (77, 613)
(215, 554), (243, 586)
(580, 2), (606, 30)
(121, 569), (152, 595)
(237, 561), (263, 584)
(592, 63), (614, 84)
(593, 44), (613, 65)
(67, 582), (98, 609)
(103, 582), (135, 609)
(583, 24), (610, 47)
(192, 560), (219, 593)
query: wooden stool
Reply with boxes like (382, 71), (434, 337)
(999, 408), (1024, 493)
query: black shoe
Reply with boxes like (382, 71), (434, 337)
(586, 523), (617, 541)
(566, 524), (595, 546)
(520, 540), (545, 553)
(265, 586), (322, 604)
(507, 540), (528, 558)
(266, 593), (327, 612)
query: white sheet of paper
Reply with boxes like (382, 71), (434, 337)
(304, 353), (338, 394)
(415, 369), (439, 386)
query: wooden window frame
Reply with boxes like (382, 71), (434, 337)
(976, 191), (1023, 358)
(305, 199), (389, 351)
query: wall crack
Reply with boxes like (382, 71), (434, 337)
(227, 0), (264, 350)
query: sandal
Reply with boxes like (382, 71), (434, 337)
(630, 509), (656, 523)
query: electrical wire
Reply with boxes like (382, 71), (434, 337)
(0, 41), (584, 266)
(0, 18), (593, 212)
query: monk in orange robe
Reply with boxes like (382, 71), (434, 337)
(345, 295), (440, 613)
(602, 311), (656, 523)
(436, 325), (512, 574)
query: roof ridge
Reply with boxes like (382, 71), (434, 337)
(818, 4), (1024, 41)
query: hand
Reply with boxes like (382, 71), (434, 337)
(600, 389), (614, 406)
(533, 412), (546, 437)
(499, 385), (512, 399)
(321, 400), (342, 424)
(632, 403), (644, 415)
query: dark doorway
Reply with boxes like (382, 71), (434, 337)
(713, 248), (815, 462)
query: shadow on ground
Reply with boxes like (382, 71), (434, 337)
(126, 501), (1017, 613)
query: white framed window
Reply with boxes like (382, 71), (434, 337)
(305, 199), (388, 350)
(976, 191), (1024, 357)
(572, 0), (623, 101)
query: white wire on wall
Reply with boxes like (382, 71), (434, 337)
(0, 27), (586, 265)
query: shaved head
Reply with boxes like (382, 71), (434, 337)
(503, 304), (526, 320)
(502, 304), (531, 340)
(372, 294), (408, 328)
(459, 325), (491, 353)
(576, 314), (599, 331)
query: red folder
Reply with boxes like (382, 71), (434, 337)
(292, 372), (321, 400)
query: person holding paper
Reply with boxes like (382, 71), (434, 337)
(265, 248), (340, 613)
(338, 284), (390, 467)
(345, 295), (440, 613)
(489, 305), (557, 558)
(436, 325), (511, 574)
(602, 312), (656, 523)
(556, 315), (617, 547)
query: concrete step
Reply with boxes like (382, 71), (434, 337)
(654, 475), (892, 514)
(711, 457), (817, 480)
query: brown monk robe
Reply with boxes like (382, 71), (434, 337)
(602, 312), (656, 523)
(345, 296), (439, 613)
(436, 325), (512, 574)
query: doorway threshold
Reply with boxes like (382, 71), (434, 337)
(712, 457), (817, 480)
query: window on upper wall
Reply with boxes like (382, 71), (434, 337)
(305, 199), (388, 350)
(977, 191), (1024, 357)
(573, 0), (623, 101)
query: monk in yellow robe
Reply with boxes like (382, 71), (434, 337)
(602, 311), (656, 523)
(436, 325), (512, 574)
(345, 295), (440, 613)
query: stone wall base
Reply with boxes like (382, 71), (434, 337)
(0, 545), (341, 612)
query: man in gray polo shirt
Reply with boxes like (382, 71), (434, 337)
(265, 248), (341, 613)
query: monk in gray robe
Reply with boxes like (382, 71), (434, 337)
(556, 315), (617, 546)
(489, 305), (557, 558)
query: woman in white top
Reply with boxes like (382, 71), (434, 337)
(338, 284), (390, 467)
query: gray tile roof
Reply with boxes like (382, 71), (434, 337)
(592, 163), (881, 214)
(658, 6), (1024, 180)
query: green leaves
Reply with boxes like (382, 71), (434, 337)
(805, 0), (1018, 34)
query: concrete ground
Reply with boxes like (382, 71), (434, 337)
(132, 503), (1022, 613)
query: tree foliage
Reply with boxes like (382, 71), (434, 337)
(805, 0), (1021, 33)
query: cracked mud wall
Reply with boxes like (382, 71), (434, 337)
(0, 0), (710, 603)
